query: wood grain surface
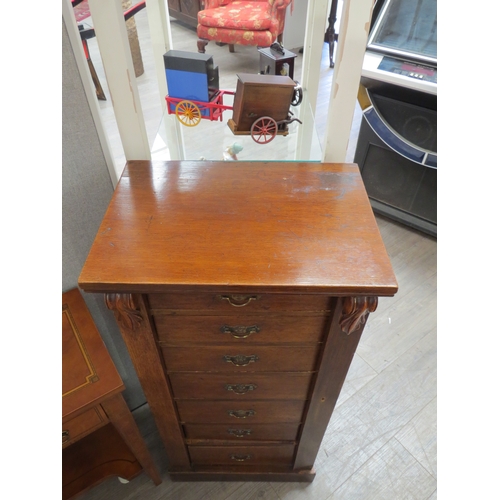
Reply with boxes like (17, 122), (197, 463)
(78, 161), (397, 296)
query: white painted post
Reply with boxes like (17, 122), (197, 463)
(62, 0), (119, 187)
(322, 0), (373, 162)
(145, 0), (184, 159)
(87, 0), (151, 163)
(300, 0), (330, 115)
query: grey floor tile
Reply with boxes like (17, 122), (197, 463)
(274, 330), (436, 499)
(336, 353), (378, 408)
(327, 437), (437, 500)
(357, 274), (436, 373)
(395, 397), (437, 478)
(223, 482), (281, 500)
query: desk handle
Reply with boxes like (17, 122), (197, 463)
(230, 454), (252, 462)
(223, 354), (259, 366)
(228, 409), (256, 419)
(220, 324), (260, 339)
(228, 428), (252, 438)
(218, 295), (260, 307)
(225, 383), (257, 394)
(62, 430), (70, 444)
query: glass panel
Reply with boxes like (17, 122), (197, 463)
(369, 0), (437, 61)
(152, 90), (322, 162)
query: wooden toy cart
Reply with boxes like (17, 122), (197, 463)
(165, 73), (303, 144)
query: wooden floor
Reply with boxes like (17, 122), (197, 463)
(77, 11), (437, 500)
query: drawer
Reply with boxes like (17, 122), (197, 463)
(62, 406), (108, 447)
(176, 400), (306, 424)
(161, 345), (321, 372)
(169, 373), (312, 400)
(148, 292), (332, 313)
(183, 423), (300, 442)
(188, 444), (295, 466)
(154, 314), (329, 345)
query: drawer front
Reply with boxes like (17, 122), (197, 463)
(183, 423), (300, 441)
(154, 314), (329, 345)
(176, 400), (306, 424)
(62, 406), (108, 447)
(148, 292), (332, 313)
(170, 373), (312, 400)
(161, 345), (320, 372)
(188, 444), (295, 466)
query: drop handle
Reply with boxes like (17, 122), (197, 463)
(62, 430), (70, 444)
(228, 428), (252, 438)
(223, 354), (259, 366)
(230, 454), (252, 462)
(225, 383), (257, 394)
(220, 324), (260, 339)
(218, 294), (260, 307)
(227, 409), (256, 419)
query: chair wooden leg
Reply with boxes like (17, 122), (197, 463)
(197, 39), (208, 53)
(277, 33), (283, 44)
(228, 44), (235, 53)
(87, 58), (106, 101)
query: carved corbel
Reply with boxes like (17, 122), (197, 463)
(340, 296), (378, 335)
(105, 293), (143, 331)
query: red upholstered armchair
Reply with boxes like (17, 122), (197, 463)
(197, 0), (293, 53)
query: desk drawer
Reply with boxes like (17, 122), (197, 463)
(188, 444), (295, 466)
(62, 406), (108, 447)
(148, 292), (332, 313)
(176, 400), (306, 424)
(170, 373), (312, 400)
(161, 345), (320, 372)
(154, 314), (328, 345)
(183, 423), (300, 442)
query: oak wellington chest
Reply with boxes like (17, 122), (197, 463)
(78, 161), (398, 482)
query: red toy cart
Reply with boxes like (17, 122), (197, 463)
(165, 90), (235, 127)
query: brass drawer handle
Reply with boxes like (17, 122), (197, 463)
(62, 430), (70, 444)
(223, 354), (259, 366)
(225, 383), (257, 394)
(230, 454), (252, 462)
(228, 409), (255, 419)
(220, 324), (260, 339)
(218, 295), (260, 307)
(228, 428), (252, 438)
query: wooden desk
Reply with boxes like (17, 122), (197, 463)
(62, 288), (161, 498)
(78, 161), (397, 482)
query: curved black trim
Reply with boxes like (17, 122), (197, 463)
(363, 106), (436, 169)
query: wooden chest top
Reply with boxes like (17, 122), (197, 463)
(78, 161), (397, 296)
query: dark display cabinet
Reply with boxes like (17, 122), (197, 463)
(355, 0), (437, 237)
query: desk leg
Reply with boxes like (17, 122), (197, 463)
(101, 393), (162, 486)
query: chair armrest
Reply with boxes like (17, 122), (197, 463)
(272, 0), (292, 10)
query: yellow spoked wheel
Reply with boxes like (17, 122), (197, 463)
(175, 100), (202, 127)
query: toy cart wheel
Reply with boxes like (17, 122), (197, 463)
(291, 82), (303, 106)
(175, 100), (202, 127)
(250, 116), (278, 144)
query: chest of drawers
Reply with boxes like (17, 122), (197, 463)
(78, 160), (397, 482)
